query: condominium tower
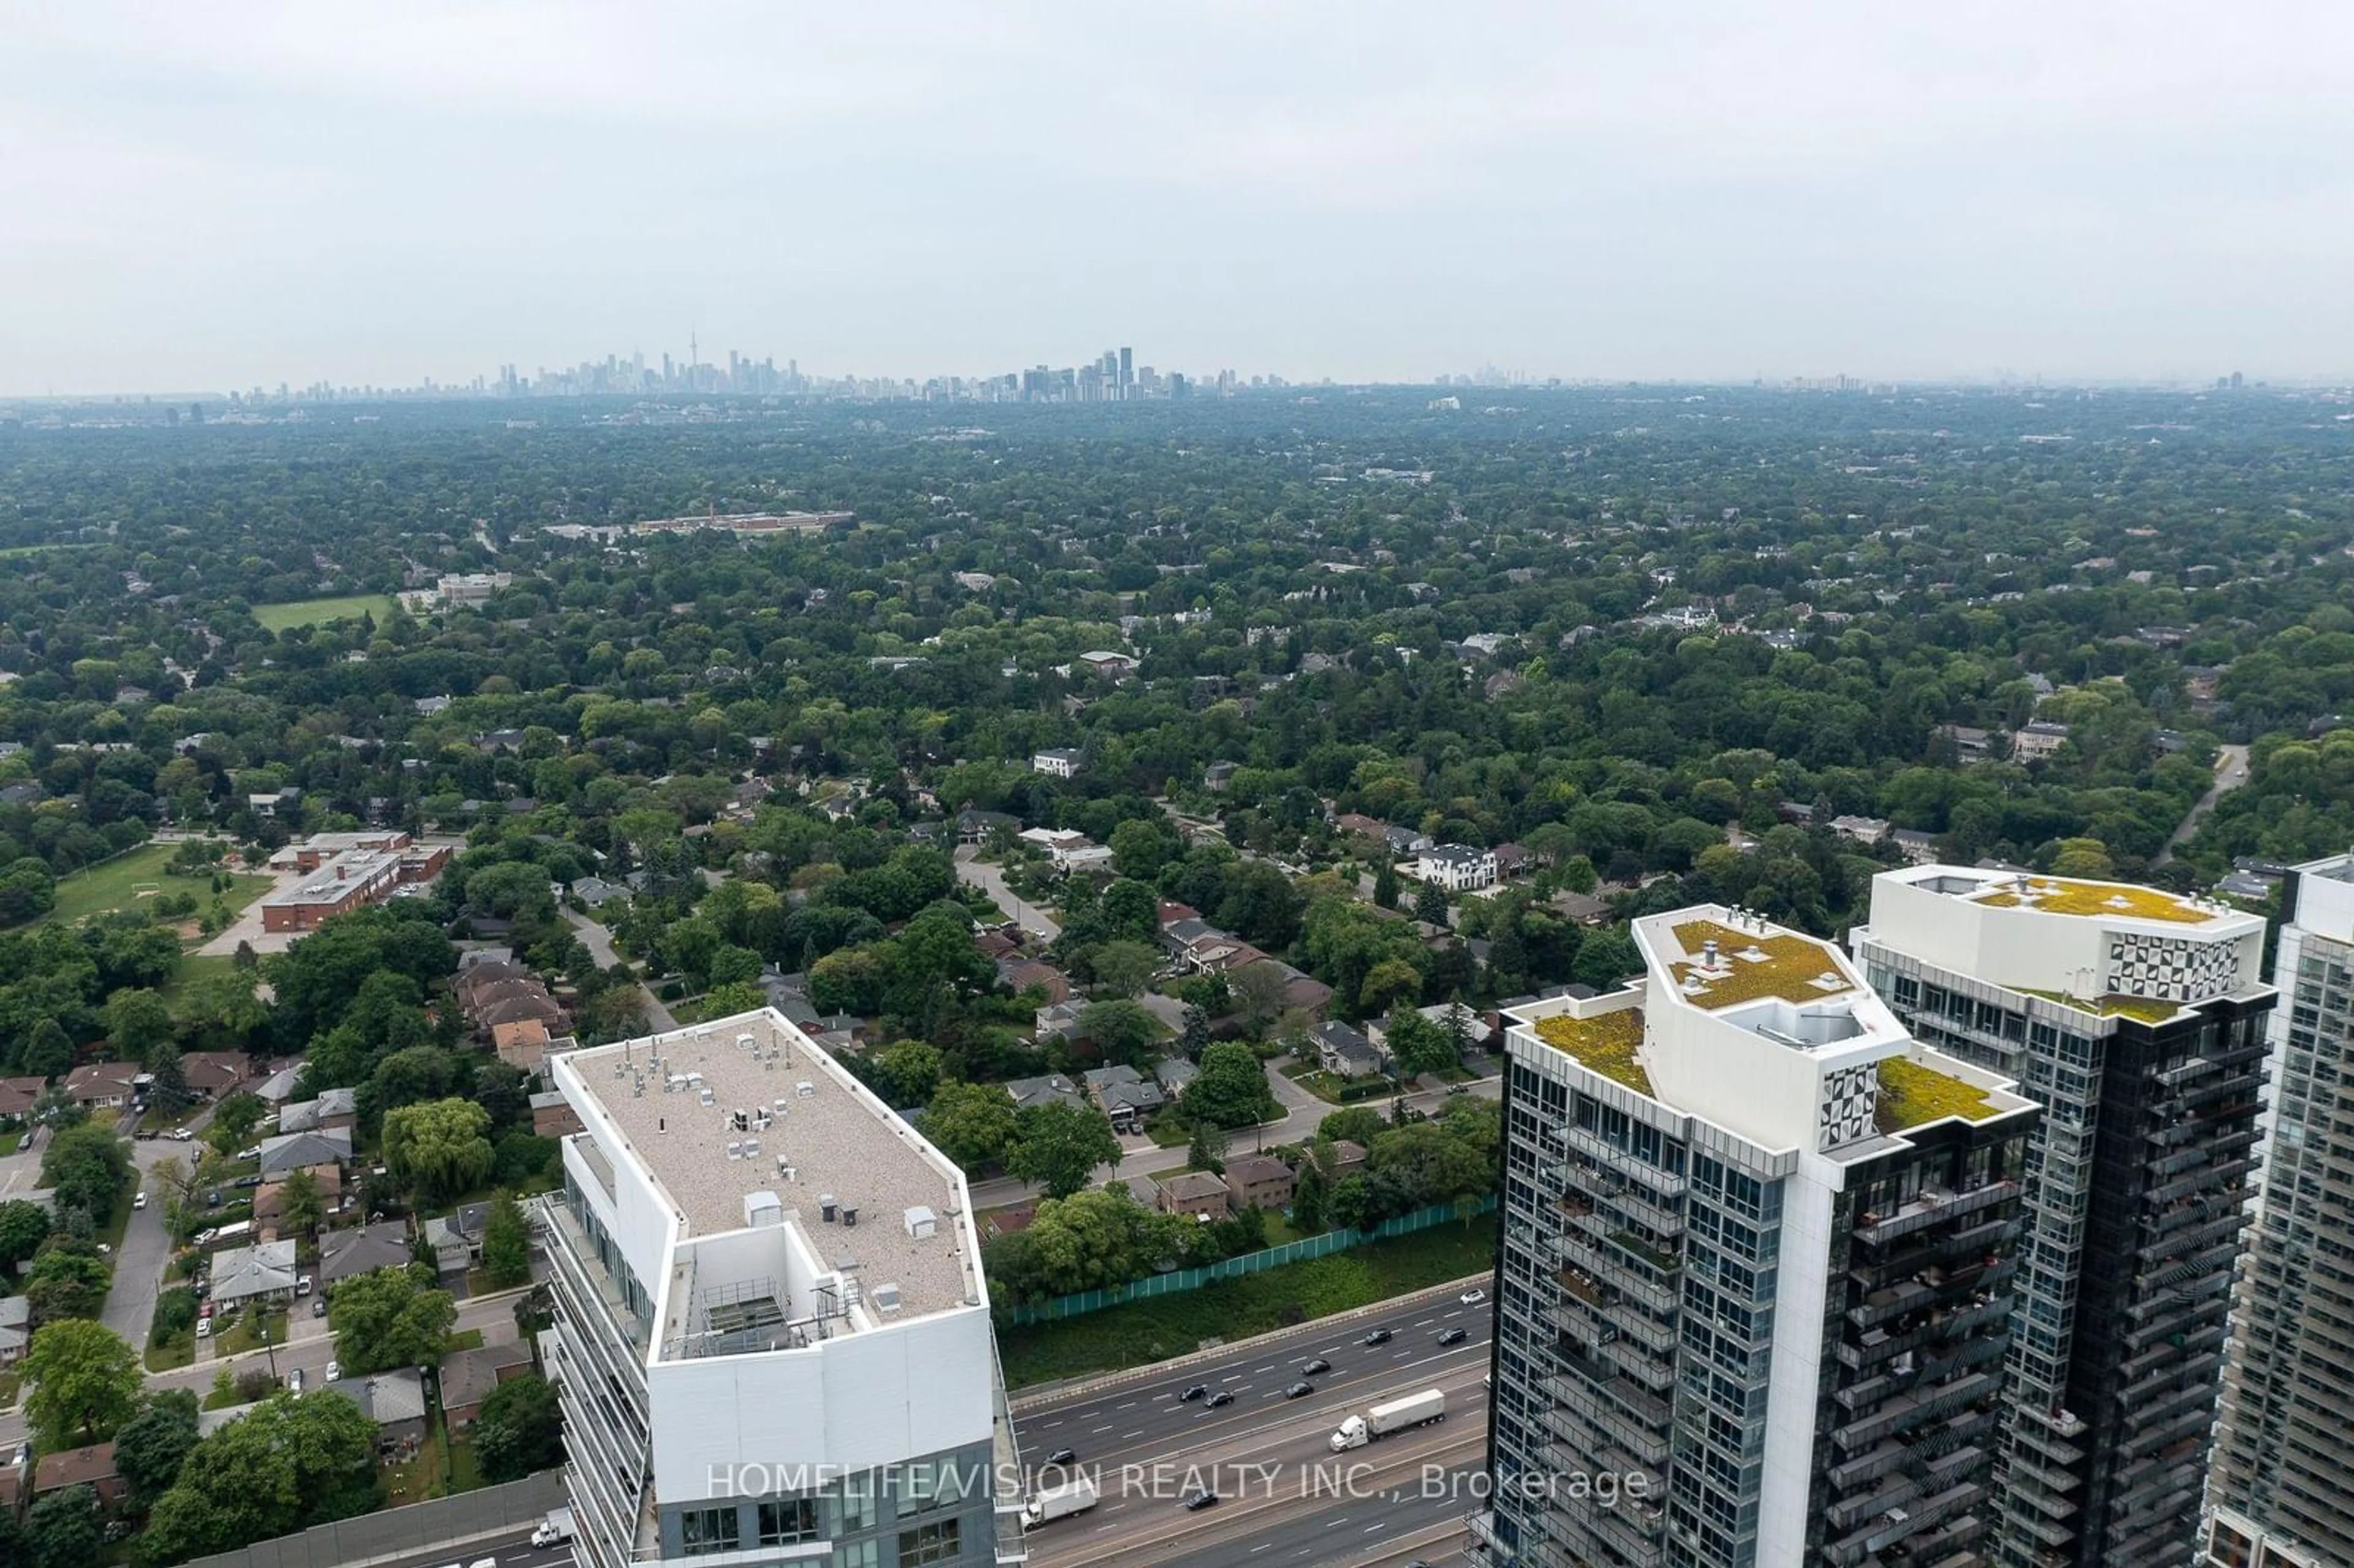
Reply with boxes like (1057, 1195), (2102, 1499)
(1851, 867), (2274, 1568)
(542, 1009), (1023, 1568)
(2206, 854), (2354, 1568)
(1480, 904), (2038, 1568)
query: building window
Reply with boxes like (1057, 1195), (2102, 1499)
(760, 1498), (821, 1546)
(894, 1460), (942, 1516)
(834, 1476), (875, 1534)
(899, 1518), (961, 1566)
(680, 1506), (741, 1555)
(834, 1543), (879, 1568)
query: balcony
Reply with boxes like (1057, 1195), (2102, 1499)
(1832, 1372), (2000, 1452)
(1564, 1127), (1688, 1197)
(1854, 1180), (2021, 1246)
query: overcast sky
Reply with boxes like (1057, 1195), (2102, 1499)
(5, 2), (2350, 394)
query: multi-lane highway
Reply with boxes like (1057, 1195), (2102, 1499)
(1012, 1284), (1494, 1567)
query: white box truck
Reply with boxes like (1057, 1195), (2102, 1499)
(1330, 1387), (1446, 1451)
(531, 1508), (574, 1547)
(1021, 1476), (1099, 1528)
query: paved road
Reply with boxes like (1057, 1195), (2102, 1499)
(100, 1130), (207, 1349)
(562, 907), (676, 1032)
(1013, 1287), (1493, 1567)
(954, 845), (1062, 940)
(365, 1524), (565, 1568)
(2158, 742), (2252, 864)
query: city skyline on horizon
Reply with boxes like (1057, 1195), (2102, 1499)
(7, 6), (2352, 397)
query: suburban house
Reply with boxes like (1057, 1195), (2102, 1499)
(1154, 1058), (1198, 1098)
(424, 1203), (491, 1276)
(319, 1220), (414, 1287)
(253, 1064), (303, 1105)
(531, 1090), (584, 1138)
(278, 1087), (357, 1136)
(1082, 1065), (1165, 1130)
(0, 1077), (45, 1119)
(1224, 1155), (1297, 1213)
(1385, 824), (1435, 858)
(1017, 827), (1114, 872)
(258, 1128), (354, 1177)
(34, 1443), (126, 1510)
(956, 808), (1020, 844)
(1003, 1074), (1086, 1114)
(1030, 748), (1083, 779)
(1371, 1001), (1495, 1057)
(210, 1239), (300, 1308)
(999, 960), (1073, 1004)
(1078, 650), (1137, 679)
(2013, 720), (2073, 761)
(569, 875), (625, 909)
(1415, 843), (1498, 893)
(1829, 815), (1891, 847)
(439, 1341), (534, 1431)
(492, 1014), (558, 1070)
(329, 1369), (430, 1449)
(1203, 761), (1239, 791)
(1323, 1138), (1369, 1176)
(63, 1061), (139, 1111)
(1314, 1021), (1388, 1081)
(1156, 1171), (1232, 1222)
(0, 1296), (28, 1363)
(1333, 812), (1388, 844)
(253, 1164), (343, 1228)
(1891, 828), (1941, 864)
(177, 1051), (251, 1099)
(1034, 1000), (1086, 1041)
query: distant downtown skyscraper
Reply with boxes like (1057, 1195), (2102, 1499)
(2206, 854), (2354, 1568)
(1478, 903), (2036, 1567)
(1851, 866), (2274, 1568)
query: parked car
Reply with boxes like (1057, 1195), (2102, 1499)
(311, 1296), (327, 1318)
(132, 1191), (147, 1210)
(288, 1369), (303, 1393)
(232, 1175), (264, 1190)
(324, 1360), (339, 1382)
(169, 1128), (193, 1141)
(194, 1317), (211, 1339)
(1302, 1357), (1330, 1375)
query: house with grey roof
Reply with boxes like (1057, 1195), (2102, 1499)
(1003, 1074), (1085, 1114)
(210, 1239), (299, 1307)
(259, 1128), (353, 1176)
(278, 1086), (357, 1135)
(328, 1368), (429, 1447)
(319, 1219), (414, 1285)
(1082, 1065), (1165, 1130)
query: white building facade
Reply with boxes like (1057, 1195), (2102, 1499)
(544, 1010), (1022, 1568)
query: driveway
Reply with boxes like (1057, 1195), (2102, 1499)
(954, 845), (1061, 940)
(562, 907), (676, 1032)
(100, 1135), (195, 1349)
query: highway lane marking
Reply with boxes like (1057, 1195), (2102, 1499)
(1122, 1429), (1142, 1439)
(1092, 1424), (1112, 1433)
(1117, 1401), (1137, 1410)
(1255, 1364), (1274, 1372)
(1414, 1317), (1433, 1326)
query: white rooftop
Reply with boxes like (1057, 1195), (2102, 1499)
(560, 1010), (980, 1342)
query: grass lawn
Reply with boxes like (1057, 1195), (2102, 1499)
(1280, 1062), (1392, 1105)
(162, 953), (239, 1011)
(251, 593), (398, 631)
(998, 1216), (1498, 1388)
(35, 842), (185, 927)
(0, 1129), (20, 1159)
(0, 542), (95, 558)
(1143, 1116), (1192, 1149)
(147, 1331), (195, 1373)
(448, 1328), (485, 1353)
(216, 1304), (288, 1356)
(99, 1181), (134, 1249)
(0, 1370), (19, 1410)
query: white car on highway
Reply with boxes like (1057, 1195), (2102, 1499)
(1459, 1288), (1486, 1306)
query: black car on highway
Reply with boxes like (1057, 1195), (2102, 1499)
(1437, 1326), (1468, 1346)
(1361, 1328), (1393, 1345)
(1179, 1383), (1209, 1401)
(1183, 1490), (1219, 1511)
(1205, 1390), (1234, 1407)
(1302, 1357), (1331, 1374)
(1284, 1381), (1315, 1398)
(1044, 1447), (1076, 1466)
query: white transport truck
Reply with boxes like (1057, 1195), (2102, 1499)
(1329, 1387), (1447, 1451)
(531, 1508), (574, 1547)
(1021, 1477), (1099, 1528)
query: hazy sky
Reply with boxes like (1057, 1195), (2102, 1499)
(6, 2), (2351, 394)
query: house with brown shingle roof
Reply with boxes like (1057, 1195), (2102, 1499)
(0, 1077), (45, 1119)
(63, 1061), (139, 1110)
(177, 1051), (251, 1099)
(34, 1442), (125, 1509)
(439, 1341), (533, 1429)
(1156, 1171), (1231, 1221)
